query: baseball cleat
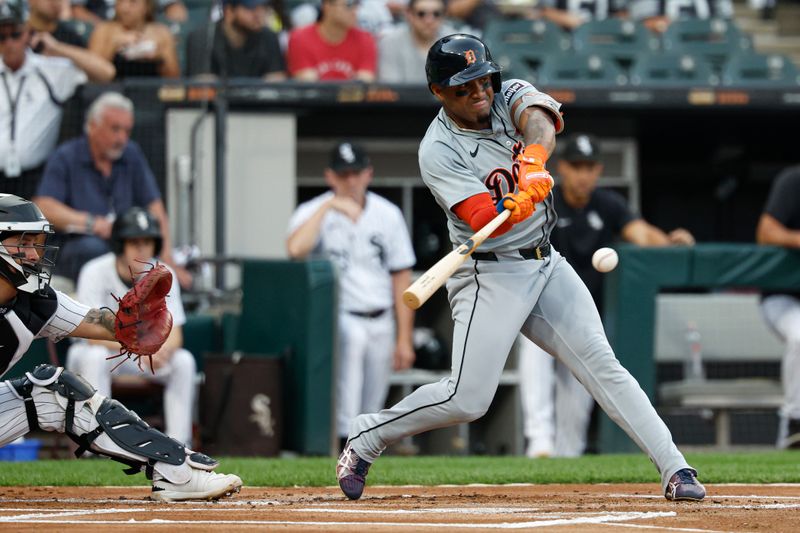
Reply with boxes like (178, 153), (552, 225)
(337, 441), (371, 500)
(664, 468), (706, 501)
(151, 470), (243, 502)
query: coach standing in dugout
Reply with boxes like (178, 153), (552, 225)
(756, 165), (800, 449)
(517, 133), (695, 459)
(287, 141), (416, 450)
(0, 1), (115, 200)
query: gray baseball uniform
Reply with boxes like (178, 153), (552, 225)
(347, 78), (694, 493)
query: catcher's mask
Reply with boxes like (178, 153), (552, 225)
(0, 194), (58, 294)
(111, 207), (163, 257)
(426, 34), (502, 94)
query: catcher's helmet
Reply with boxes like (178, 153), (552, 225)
(0, 194), (57, 294)
(111, 207), (162, 257)
(425, 34), (502, 94)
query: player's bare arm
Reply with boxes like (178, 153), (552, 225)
(391, 268), (415, 371)
(512, 105), (557, 155)
(756, 213), (800, 248)
(71, 308), (117, 341)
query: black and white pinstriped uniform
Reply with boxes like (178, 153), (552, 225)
(0, 287), (90, 379)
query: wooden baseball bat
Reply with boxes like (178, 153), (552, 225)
(403, 209), (512, 310)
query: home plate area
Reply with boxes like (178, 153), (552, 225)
(0, 484), (798, 531)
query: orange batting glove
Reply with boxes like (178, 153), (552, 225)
(497, 190), (534, 224)
(516, 144), (554, 203)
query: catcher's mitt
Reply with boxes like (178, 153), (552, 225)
(107, 262), (174, 373)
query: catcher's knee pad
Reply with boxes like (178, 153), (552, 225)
(8, 364), (96, 434)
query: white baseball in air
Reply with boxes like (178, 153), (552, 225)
(592, 247), (619, 273)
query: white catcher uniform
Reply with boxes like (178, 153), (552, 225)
(288, 191), (416, 439)
(66, 253), (196, 446)
(346, 78), (696, 493)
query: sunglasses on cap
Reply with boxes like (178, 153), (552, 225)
(0, 31), (23, 43)
(415, 9), (442, 18)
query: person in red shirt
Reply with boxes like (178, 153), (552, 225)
(287, 0), (377, 81)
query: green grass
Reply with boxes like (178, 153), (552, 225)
(0, 451), (798, 487)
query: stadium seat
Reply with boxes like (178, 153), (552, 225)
(483, 19), (571, 81)
(662, 17), (753, 73)
(629, 52), (718, 87)
(537, 52), (628, 87)
(721, 53), (800, 87)
(573, 19), (660, 70)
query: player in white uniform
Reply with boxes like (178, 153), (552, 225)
(67, 207), (196, 447)
(287, 141), (416, 449)
(337, 34), (706, 502)
(0, 194), (241, 502)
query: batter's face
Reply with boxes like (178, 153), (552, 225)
(325, 167), (373, 204)
(432, 76), (494, 130)
(557, 160), (604, 207)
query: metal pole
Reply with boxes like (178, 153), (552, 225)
(214, 87), (227, 290)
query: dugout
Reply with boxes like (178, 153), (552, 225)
(27, 78), (800, 455)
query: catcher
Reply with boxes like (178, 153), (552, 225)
(0, 194), (242, 502)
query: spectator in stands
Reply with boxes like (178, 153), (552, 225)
(0, 1), (115, 200)
(378, 0), (449, 83)
(88, 0), (180, 78)
(287, 0), (377, 81)
(756, 165), (800, 449)
(28, 0), (89, 47)
(184, 0), (286, 80)
(67, 206), (196, 447)
(445, 0), (500, 33)
(535, 0), (627, 31)
(33, 92), (190, 289)
(626, 0), (734, 33)
(518, 133), (695, 458)
(71, 0), (188, 24)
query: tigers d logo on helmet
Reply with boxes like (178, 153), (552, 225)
(464, 50), (477, 65)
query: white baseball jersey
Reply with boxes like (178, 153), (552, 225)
(74, 253), (186, 327)
(418, 78), (563, 251)
(288, 191), (416, 312)
(0, 286), (90, 378)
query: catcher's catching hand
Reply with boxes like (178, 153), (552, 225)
(108, 263), (174, 373)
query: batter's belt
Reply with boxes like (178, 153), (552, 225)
(472, 243), (551, 262)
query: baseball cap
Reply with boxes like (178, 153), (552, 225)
(329, 141), (370, 173)
(223, 0), (268, 8)
(0, 2), (23, 26)
(561, 134), (601, 163)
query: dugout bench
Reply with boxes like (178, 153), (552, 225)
(601, 244), (800, 452)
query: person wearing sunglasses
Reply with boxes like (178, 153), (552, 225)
(0, 1), (114, 200)
(377, 0), (450, 83)
(287, 0), (377, 81)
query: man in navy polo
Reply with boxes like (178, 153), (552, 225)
(33, 91), (189, 288)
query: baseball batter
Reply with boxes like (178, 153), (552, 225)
(287, 141), (416, 447)
(0, 193), (241, 502)
(337, 34), (705, 502)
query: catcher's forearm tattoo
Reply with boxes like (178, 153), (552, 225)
(85, 308), (116, 336)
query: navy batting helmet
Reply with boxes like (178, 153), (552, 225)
(111, 207), (162, 256)
(425, 34), (502, 94)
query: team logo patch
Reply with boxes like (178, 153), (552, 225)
(464, 50), (477, 65)
(503, 81), (526, 105)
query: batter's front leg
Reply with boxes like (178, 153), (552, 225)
(521, 257), (693, 493)
(348, 262), (531, 462)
